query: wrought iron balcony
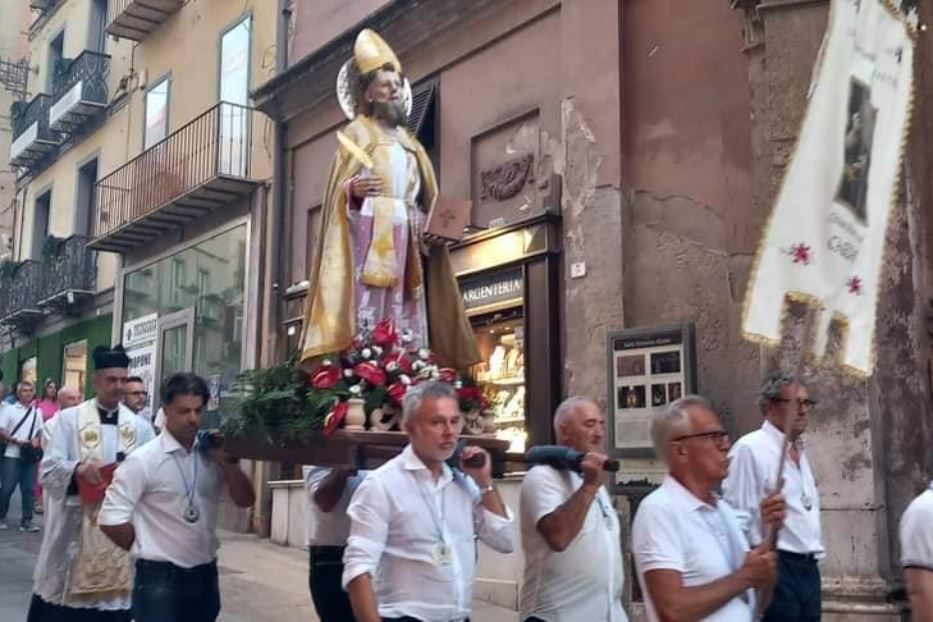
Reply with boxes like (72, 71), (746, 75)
(90, 102), (262, 252)
(0, 260), (43, 328)
(106, 0), (184, 41)
(38, 235), (96, 309)
(49, 51), (110, 134)
(9, 93), (62, 168)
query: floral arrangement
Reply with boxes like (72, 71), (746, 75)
(227, 319), (492, 441)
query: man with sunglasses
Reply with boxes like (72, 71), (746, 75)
(633, 395), (785, 622)
(722, 372), (823, 621)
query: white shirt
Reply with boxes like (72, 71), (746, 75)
(303, 466), (366, 546)
(900, 484), (933, 570)
(722, 421), (824, 555)
(0, 401), (43, 458)
(633, 475), (755, 622)
(519, 465), (627, 622)
(342, 444), (516, 621)
(99, 430), (225, 568)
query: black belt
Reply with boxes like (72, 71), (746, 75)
(136, 558), (218, 575)
(778, 550), (819, 562)
(309, 545), (345, 564)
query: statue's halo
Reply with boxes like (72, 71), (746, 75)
(336, 59), (413, 121)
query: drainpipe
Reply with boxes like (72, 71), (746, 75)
(252, 0), (291, 540)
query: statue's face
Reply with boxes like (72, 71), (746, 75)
(365, 69), (403, 106)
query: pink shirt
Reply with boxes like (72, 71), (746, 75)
(36, 399), (59, 421)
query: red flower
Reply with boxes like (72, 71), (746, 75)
(387, 382), (407, 404)
(382, 350), (412, 374)
(847, 275), (863, 296)
(372, 320), (399, 347)
(438, 367), (458, 383)
(323, 401), (348, 435)
(354, 362), (387, 386)
(310, 365), (340, 389)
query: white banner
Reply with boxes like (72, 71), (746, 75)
(122, 313), (158, 349)
(126, 341), (157, 412)
(743, 0), (916, 376)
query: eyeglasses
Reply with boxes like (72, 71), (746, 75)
(773, 397), (818, 409)
(672, 430), (730, 446)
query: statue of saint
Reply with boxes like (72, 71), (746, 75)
(299, 29), (479, 370)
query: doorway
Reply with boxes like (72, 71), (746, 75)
(152, 307), (195, 411)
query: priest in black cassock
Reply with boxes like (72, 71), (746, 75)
(28, 345), (154, 622)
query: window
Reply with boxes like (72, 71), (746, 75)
(88, 0), (107, 54)
(75, 158), (98, 238)
(19, 357), (37, 385)
(32, 190), (52, 259)
(47, 31), (65, 92)
(218, 16), (251, 176)
(62, 340), (88, 395)
(144, 77), (170, 149)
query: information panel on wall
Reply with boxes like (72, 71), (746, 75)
(123, 313), (159, 413)
(606, 322), (696, 458)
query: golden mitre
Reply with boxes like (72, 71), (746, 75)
(354, 28), (401, 75)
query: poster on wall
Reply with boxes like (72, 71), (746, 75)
(123, 313), (159, 412)
(606, 322), (696, 458)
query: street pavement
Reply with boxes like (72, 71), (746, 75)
(0, 492), (519, 621)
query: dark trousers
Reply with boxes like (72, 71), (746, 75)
(763, 551), (822, 622)
(309, 545), (355, 622)
(26, 594), (131, 622)
(132, 559), (221, 622)
(0, 456), (35, 525)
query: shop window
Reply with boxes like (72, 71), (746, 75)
(62, 340), (87, 396)
(123, 225), (247, 426)
(469, 308), (527, 453)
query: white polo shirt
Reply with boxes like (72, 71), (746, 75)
(0, 402), (42, 459)
(633, 475), (754, 622)
(722, 421), (823, 555)
(901, 484), (933, 570)
(303, 466), (366, 547)
(519, 465), (627, 622)
(99, 430), (225, 568)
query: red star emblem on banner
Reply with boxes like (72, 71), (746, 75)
(847, 275), (863, 296)
(788, 243), (812, 265)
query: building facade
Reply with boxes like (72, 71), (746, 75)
(0, 0), (275, 530)
(253, 0), (933, 618)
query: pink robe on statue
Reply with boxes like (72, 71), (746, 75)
(346, 126), (429, 348)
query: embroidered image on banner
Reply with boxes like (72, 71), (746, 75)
(742, 0), (917, 376)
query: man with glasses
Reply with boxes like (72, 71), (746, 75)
(722, 372), (823, 621)
(633, 395), (785, 621)
(122, 377), (152, 426)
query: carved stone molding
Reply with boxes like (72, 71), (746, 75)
(479, 153), (534, 202)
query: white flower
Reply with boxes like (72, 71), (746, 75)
(344, 369), (354, 378)
(454, 380), (463, 389)
(417, 348), (430, 360)
(412, 360), (425, 371)
(322, 359), (333, 367)
(401, 329), (414, 344)
(349, 383), (362, 396)
(386, 361), (399, 373)
(400, 374), (412, 386)
(372, 346), (383, 357)
(419, 367), (434, 379)
(361, 348), (372, 359)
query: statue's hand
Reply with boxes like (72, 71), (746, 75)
(350, 177), (384, 200)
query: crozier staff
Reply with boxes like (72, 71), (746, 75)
(99, 373), (254, 622)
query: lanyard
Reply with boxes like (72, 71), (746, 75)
(414, 474), (447, 544)
(171, 451), (199, 510)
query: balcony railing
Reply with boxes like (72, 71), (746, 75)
(38, 235), (96, 307)
(10, 93), (62, 168)
(0, 260), (43, 327)
(49, 50), (110, 133)
(107, 0), (184, 41)
(91, 102), (261, 252)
